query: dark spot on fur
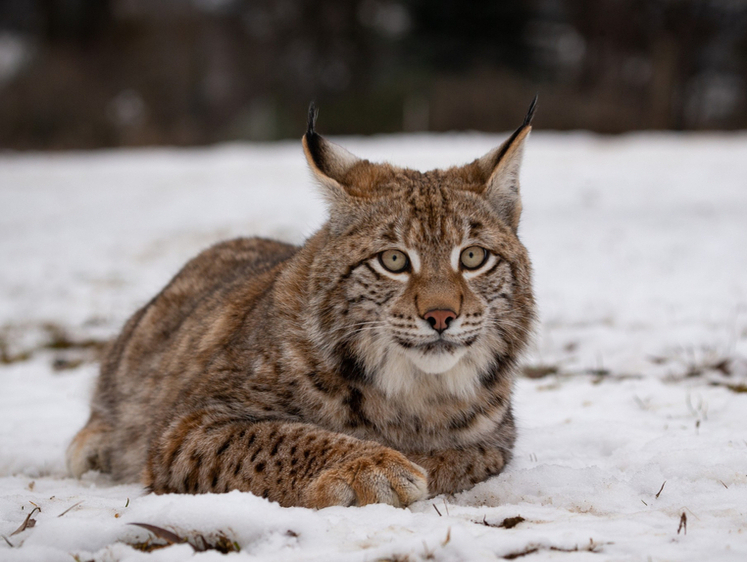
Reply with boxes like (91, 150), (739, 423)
(394, 338), (413, 349)
(233, 459), (243, 476)
(183, 472), (197, 493)
(449, 409), (478, 431)
(216, 437), (233, 456)
(306, 371), (334, 395)
(344, 386), (372, 428)
(481, 355), (513, 387)
(262, 488), (269, 498)
(255, 461), (265, 473)
(285, 405), (303, 418)
(336, 344), (368, 383)
(270, 435), (285, 456)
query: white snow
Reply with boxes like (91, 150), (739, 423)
(1, 132), (746, 561)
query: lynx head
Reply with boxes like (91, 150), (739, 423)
(302, 101), (536, 400)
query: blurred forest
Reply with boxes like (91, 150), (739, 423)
(0, 0), (745, 149)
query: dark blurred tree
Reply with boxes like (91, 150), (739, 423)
(0, 0), (744, 149)
(404, 0), (531, 71)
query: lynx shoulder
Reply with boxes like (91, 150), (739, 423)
(67, 101), (537, 508)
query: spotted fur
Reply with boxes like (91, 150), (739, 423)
(67, 101), (537, 508)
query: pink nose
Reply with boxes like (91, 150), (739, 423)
(423, 309), (457, 333)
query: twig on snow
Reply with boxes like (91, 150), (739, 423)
(57, 501), (83, 517)
(129, 523), (185, 546)
(677, 512), (687, 535)
(10, 506), (40, 536)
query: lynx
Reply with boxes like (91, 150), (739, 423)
(67, 100), (537, 508)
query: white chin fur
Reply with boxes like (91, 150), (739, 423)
(405, 346), (468, 374)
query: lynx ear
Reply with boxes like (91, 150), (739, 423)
(472, 96), (536, 231)
(302, 103), (361, 205)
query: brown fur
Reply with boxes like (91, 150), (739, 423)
(67, 103), (537, 508)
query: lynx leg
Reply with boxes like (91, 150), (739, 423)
(144, 412), (428, 508)
(66, 412), (113, 478)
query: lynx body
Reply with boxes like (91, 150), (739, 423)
(68, 103), (537, 508)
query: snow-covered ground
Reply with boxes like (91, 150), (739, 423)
(1, 132), (746, 561)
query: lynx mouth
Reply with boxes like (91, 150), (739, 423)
(400, 340), (469, 374)
(393, 337), (459, 354)
(416, 340), (459, 354)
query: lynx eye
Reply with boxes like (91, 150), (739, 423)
(379, 249), (409, 273)
(460, 246), (488, 270)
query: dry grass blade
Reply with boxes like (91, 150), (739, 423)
(677, 512), (687, 535)
(522, 365), (558, 379)
(129, 523), (185, 546)
(2, 535), (14, 547)
(479, 515), (525, 529)
(57, 501), (83, 517)
(504, 538), (603, 559)
(127, 524), (240, 554)
(504, 545), (539, 559)
(10, 506), (40, 536)
(501, 516), (525, 529)
(201, 532), (241, 554)
(432, 503), (442, 516)
(655, 481), (666, 499)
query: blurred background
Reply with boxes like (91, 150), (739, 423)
(0, 0), (745, 149)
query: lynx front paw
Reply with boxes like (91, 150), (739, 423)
(303, 448), (428, 508)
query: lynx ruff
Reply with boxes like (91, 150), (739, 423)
(67, 100), (537, 509)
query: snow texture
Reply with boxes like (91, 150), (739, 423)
(1, 133), (746, 561)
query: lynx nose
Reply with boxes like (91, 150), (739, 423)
(423, 309), (457, 334)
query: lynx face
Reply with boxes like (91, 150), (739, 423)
(303, 109), (535, 402)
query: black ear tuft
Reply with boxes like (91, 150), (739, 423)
(304, 102), (327, 174)
(483, 96), (537, 173)
(523, 94), (538, 127)
(307, 102), (319, 137)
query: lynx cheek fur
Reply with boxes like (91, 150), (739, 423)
(67, 101), (537, 508)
